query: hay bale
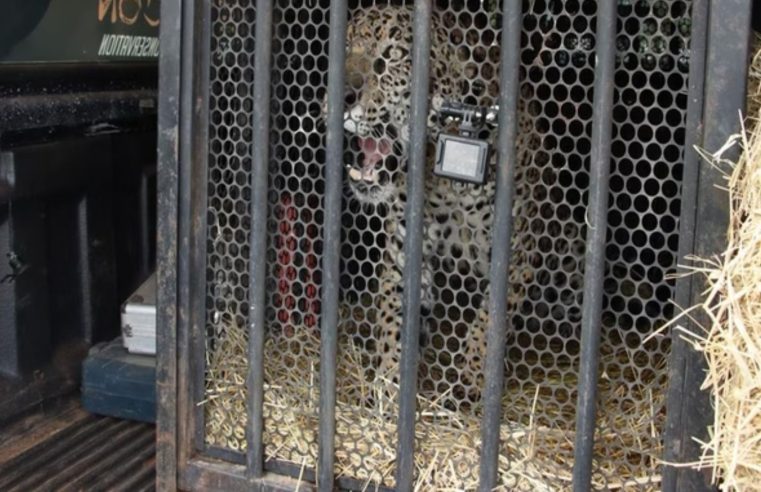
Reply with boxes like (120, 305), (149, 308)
(746, 38), (761, 117)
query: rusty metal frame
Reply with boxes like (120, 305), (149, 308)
(663, 0), (753, 490)
(156, 0), (181, 488)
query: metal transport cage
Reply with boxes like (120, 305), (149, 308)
(157, 0), (752, 490)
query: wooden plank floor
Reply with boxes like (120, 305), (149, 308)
(0, 397), (156, 491)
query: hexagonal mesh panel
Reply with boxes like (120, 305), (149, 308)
(253, 0), (331, 471)
(500, 1), (690, 489)
(596, 0), (689, 488)
(203, 0), (256, 453)
(200, 0), (693, 489)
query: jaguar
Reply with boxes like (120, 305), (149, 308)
(333, 4), (538, 400)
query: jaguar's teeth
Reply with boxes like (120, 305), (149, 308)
(348, 167), (364, 181)
(347, 166), (380, 184)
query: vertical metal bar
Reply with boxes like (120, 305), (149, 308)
(663, 0), (752, 490)
(317, 0), (349, 488)
(156, 0), (182, 488)
(246, 0), (274, 479)
(570, 2), (618, 490)
(190, 0), (213, 456)
(661, 1), (710, 490)
(395, 0), (432, 489)
(476, 0), (522, 489)
(176, 0), (198, 473)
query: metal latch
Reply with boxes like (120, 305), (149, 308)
(434, 101), (498, 185)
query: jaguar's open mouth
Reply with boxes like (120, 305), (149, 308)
(342, 103), (395, 185)
(347, 135), (393, 183)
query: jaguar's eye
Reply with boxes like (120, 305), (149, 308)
(348, 72), (364, 91)
(344, 91), (359, 108)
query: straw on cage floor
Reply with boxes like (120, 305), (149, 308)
(201, 320), (665, 491)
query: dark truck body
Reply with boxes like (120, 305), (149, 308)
(0, 1), (159, 489)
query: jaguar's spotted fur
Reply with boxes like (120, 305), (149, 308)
(337, 5), (537, 400)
